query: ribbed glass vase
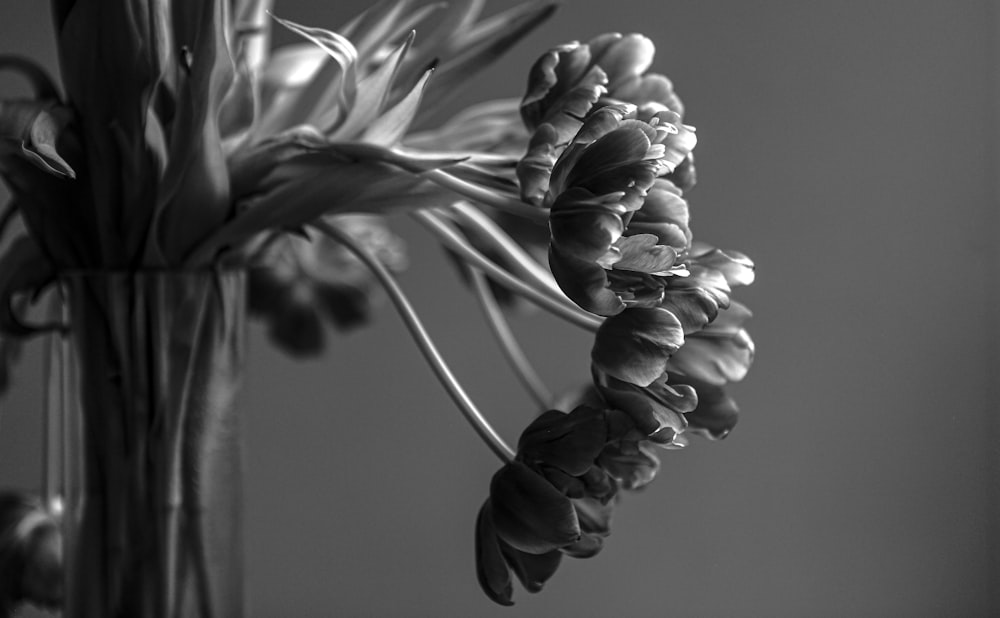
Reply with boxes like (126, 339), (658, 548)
(55, 270), (247, 617)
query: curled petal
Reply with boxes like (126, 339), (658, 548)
(549, 188), (625, 263)
(521, 42), (608, 140)
(573, 496), (614, 537)
(667, 322), (754, 386)
(589, 33), (656, 91)
(660, 287), (720, 335)
(595, 372), (695, 438)
(629, 179), (691, 249)
(490, 462), (581, 554)
(592, 307), (684, 386)
(612, 72), (684, 116)
(611, 234), (677, 275)
(561, 533), (604, 559)
(499, 543), (562, 594)
(548, 245), (625, 316)
(516, 123), (560, 205)
(517, 406), (608, 476)
(598, 441), (660, 490)
(684, 382), (740, 440)
(475, 501), (514, 606)
(664, 153), (696, 192)
(563, 125), (654, 190)
(690, 244), (756, 286)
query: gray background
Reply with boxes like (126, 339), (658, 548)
(1, 1), (998, 616)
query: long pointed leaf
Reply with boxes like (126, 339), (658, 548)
(324, 31), (415, 138)
(361, 68), (432, 145)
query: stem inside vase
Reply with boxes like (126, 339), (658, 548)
(57, 270), (247, 618)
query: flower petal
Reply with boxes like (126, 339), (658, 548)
(474, 500), (514, 606)
(499, 543), (562, 594)
(684, 382), (740, 440)
(548, 245), (625, 316)
(598, 441), (660, 490)
(667, 323), (754, 386)
(611, 234), (677, 275)
(548, 188), (625, 263)
(490, 462), (581, 554)
(690, 244), (756, 286)
(589, 33), (655, 91)
(594, 372), (695, 438)
(592, 307), (684, 386)
(517, 406), (608, 477)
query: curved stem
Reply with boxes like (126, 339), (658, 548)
(422, 168), (550, 223)
(465, 264), (552, 410)
(412, 210), (602, 332)
(314, 219), (515, 463)
(445, 202), (562, 295)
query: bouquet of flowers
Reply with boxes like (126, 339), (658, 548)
(0, 0), (754, 613)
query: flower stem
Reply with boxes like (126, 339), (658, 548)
(445, 202), (562, 296)
(422, 169), (549, 223)
(314, 219), (515, 463)
(465, 264), (553, 410)
(412, 210), (602, 332)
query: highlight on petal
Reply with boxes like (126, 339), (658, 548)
(689, 243), (756, 286)
(588, 33), (656, 91)
(611, 234), (677, 275)
(490, 462), (581, 554)
(667, 307), (754, 386)
(520, 42), (608, 141)
(592, 307), (685, 386)
(548, 188), (625, 262)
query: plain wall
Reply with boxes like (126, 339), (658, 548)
(0, 1), (997, 616)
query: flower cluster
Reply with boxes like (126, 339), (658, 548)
(473, 32), (755, 604)
(476, 403), (663, 605)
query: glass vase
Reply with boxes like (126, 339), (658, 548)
(55, 270), (247, 617)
